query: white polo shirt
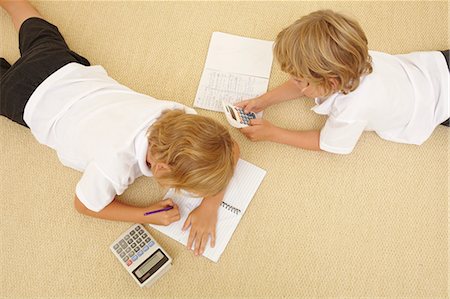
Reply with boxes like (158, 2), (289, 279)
(312, 50), (449, 154)
(24, 63), (196, 212)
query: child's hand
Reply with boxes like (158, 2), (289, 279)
(147, 198), (180, 226)
(182, 202), (218, 256)
(240, 118), (277, 141)
(235, 96), (266, 113)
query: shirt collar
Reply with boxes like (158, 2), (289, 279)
(311, 93), (339, 115)
(135, 129), (153, 177)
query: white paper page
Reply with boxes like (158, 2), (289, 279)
(194, 32), (274, 112)
(195, 69), (269, 112)
(205, 32), (274, 77)
(149, 159), (266, 262)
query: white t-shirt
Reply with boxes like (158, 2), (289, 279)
(312, 50), (449, 154)
(24, 63), (196, 212)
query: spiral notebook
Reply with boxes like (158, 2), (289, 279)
(149, 159), (266, 262)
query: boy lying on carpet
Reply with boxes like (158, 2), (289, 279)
(237, 10), (449, 154)
(0, 0), (240, 256)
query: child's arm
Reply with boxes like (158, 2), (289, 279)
(74, 196), (180, 226)
(236, 79), (305, 113)
(241, 118), (321, 151)
(181, 141), (241, 256)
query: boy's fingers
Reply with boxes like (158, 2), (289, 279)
(210, 231), (216, 248)
(162, 198), (174, 206)
(243, 104), (256, 114)
(170, 203), (179, 212)
(193, 236), (199, 255)
(187, 230), (196, 250)
(249, 118), (263, 126)
(169, 207), (180, 220)
(199, 234), (209, 255)
(240, 126), (250, 133)
(234, 100), (247, 108)
(171, 205), (180, 215)
(182, 215), (191, 231)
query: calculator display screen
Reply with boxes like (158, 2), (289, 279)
(133, 249), (168, 283)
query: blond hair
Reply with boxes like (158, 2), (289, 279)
(147, 110), (236, 197)
(274, 10), (372, 95)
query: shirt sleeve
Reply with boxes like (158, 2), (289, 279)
(75, 162), (118, 212)
(184, 106), (198, 115)
(319, 117), (367, 154)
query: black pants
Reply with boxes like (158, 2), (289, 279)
(0, 17), (90, 127)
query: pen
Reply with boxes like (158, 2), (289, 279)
(144, 206), (173, 216)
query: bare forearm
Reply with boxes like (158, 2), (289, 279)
(262, 79), (304, 106)
(74, 196), (157, 223)
(269, 127), (321, 151)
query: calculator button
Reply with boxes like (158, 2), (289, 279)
(140, 242), (145, 247)
(125, 247), (131, 253)
(120, 242), (127, 249)
(135, 227), (140, 231)
(145, 238), (151, 243)
(130, 243), (136, 248)
(131, 255), (138, 261)
(122, 256), (128, 262)
(119, 252), (126, 258)
(138, 230), (144, 235)
(142, 233), (148, 238)
(136, 238), (142, 243)
(116, 247), (123, 253)
(130, 231), (135, 236)
(133, 234), (138, 239)
(143, 245), (149, 252)
(127, 239), (133, 244)
(137, 250), (143, 256)
(148, 240), (155, 247)
(134, 248), (140, 253)
(124, 235), (130, 240)
(113, 244), (120, 250)
(126, 260), (132, 266)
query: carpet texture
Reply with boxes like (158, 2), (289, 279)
(0, 1), (448, 298)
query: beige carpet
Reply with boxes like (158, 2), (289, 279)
(1, 1), (448, 298)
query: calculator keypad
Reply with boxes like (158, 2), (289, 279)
(236, 107), (256, 125)
(113, 225), (155, 267)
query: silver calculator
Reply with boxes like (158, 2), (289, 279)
(110, 224), (172, 287)
(222, 101), (257, 128)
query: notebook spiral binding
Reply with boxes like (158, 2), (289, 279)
(221, 201), (241, 215)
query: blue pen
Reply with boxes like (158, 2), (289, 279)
(144, 206), (173, 216)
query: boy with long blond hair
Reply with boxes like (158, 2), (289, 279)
(238, 10), (449, 154)
(0, 0), (239, 256)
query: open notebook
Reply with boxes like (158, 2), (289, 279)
(149, 159), (266, 262)
(194, 32), (274, 112)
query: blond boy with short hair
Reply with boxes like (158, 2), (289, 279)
(0, 0), (239, 256)
(238, 10), (449, 154)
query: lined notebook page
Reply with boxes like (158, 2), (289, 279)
(194, 32), (274, 112)
(149, 159), (266, 262)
